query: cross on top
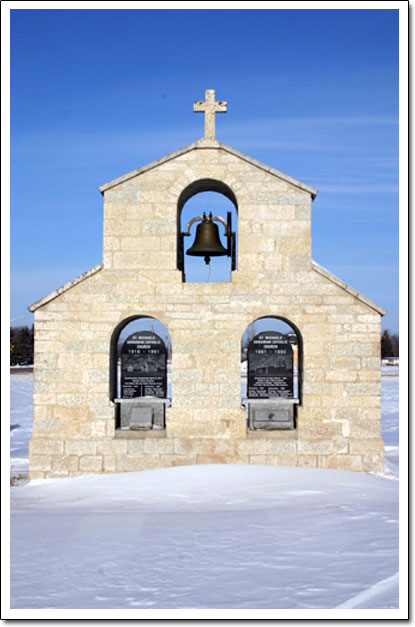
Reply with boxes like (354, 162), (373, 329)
(193, 89), (227, 140)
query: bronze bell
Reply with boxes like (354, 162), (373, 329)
(186, 212), (228, 265)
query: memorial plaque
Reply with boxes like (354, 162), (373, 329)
(121, 331), (167, 399)
(247, 331), (294, 399)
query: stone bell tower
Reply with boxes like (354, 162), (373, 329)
(28, 89), (386, 479)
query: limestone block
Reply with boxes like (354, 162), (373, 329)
(57, 394), (94, 407)
(52, 405), (88, 422)
(195, 454), (248, 465)
(304, 305), (337, 315)
(288, 253), (311, 272)
(363, 357), (382, 370)
(30, 439), (64, 456)
(317, 455), (329, 468)
(357, 371), (381, 382)
(103, 237), (120, 251)
(303, 382), (332, 395)
(159, 454), (198, 467)
(116, 454), (161, 472)
(127, 440), (145, 455)
(173, 438), (205, 456)
(112, 252), (174, 270)
(297, 455), (318, 468)
(97, 440), (128, 455)
(327, 455), (363, 472)
(267, 440), (297, 455)
(30, 455), (52, 471)
(331, 407), (360, 421)
(33, 393), (56, 406)
(144, 439), (174, 454)
(79, 456), (103, 472)
(103, 455), (117, 472)
(276, 454), (298, 467)
(295, 204), (311, 220)
(262, 253), (285, 271)
(119, 235), (162, 251)
(249, 455), (270, 465)
(345, 383), (380, 397)
(65, 440), (97, 456)
(330, 343), (376, 358)
(166, 420), (205, 438)
(332, 438), (349, 454)
(238, 235), (275, 253)
(51, 455), (79, 473)
(297, 440), (333, 455)
(325, 370), (359, 383)
(348, 438), (384, 455)
(360, 408), (382, 421)
(33, 369), (59, 384)
(172, 369), (202, 384)
(104, 219), (142, 236)
(141, 220), (175, 235)
(32, 417), (63, 436)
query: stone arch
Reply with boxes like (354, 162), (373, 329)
(242, 315), (303, 407)
(110, 315), (172, 429)
(176, 178), (239, 280)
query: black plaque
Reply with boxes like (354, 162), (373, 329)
(247, 331), (294, 399)
(121, 331), (167, 399)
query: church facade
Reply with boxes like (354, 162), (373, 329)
(28, 90), (386, 478)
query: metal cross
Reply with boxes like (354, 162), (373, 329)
(193, 89), (227, 140)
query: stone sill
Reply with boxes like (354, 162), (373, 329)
(113, 429), (167, 439)
(246, 429), (297, 440)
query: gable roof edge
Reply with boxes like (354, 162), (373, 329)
(98, 140), (202, 193)
(218, 142), (318, 198)
(28, 263), (103, 313)
(98, 138), (318, 198)
(312, 261), (386, 316)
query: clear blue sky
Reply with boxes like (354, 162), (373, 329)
(10, 7), (399, 331)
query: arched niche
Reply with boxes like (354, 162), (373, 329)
(177, 179), (238, 283)
(241, 316), (303, 430)
(110, 316), (172, 430)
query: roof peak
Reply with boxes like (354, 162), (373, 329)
(98, 138), (318, 198)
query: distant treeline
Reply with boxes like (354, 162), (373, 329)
(10, 325), (34, 365)
(381, 330), (399, 358)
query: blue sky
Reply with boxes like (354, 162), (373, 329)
(9, 7), (400, 331)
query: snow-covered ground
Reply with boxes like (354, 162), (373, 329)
(10, 373), (33, 478)
(8, 372), (401, 614)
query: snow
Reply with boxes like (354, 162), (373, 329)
(8, 371), (402, 615)
(10, 373), (33, 478)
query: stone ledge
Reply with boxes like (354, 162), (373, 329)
(246, 429), (298, 439)
(113, 429), (167, 439)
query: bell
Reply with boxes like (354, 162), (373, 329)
(186, 213), (228, 265)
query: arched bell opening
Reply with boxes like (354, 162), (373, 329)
(110, 316), (172, 430)
(241, 316), (303, 431)
(177, 179), (238, 283)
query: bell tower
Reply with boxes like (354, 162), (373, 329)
(28, 88), (386, 479)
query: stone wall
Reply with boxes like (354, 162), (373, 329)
(29, 140), (384, 478)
